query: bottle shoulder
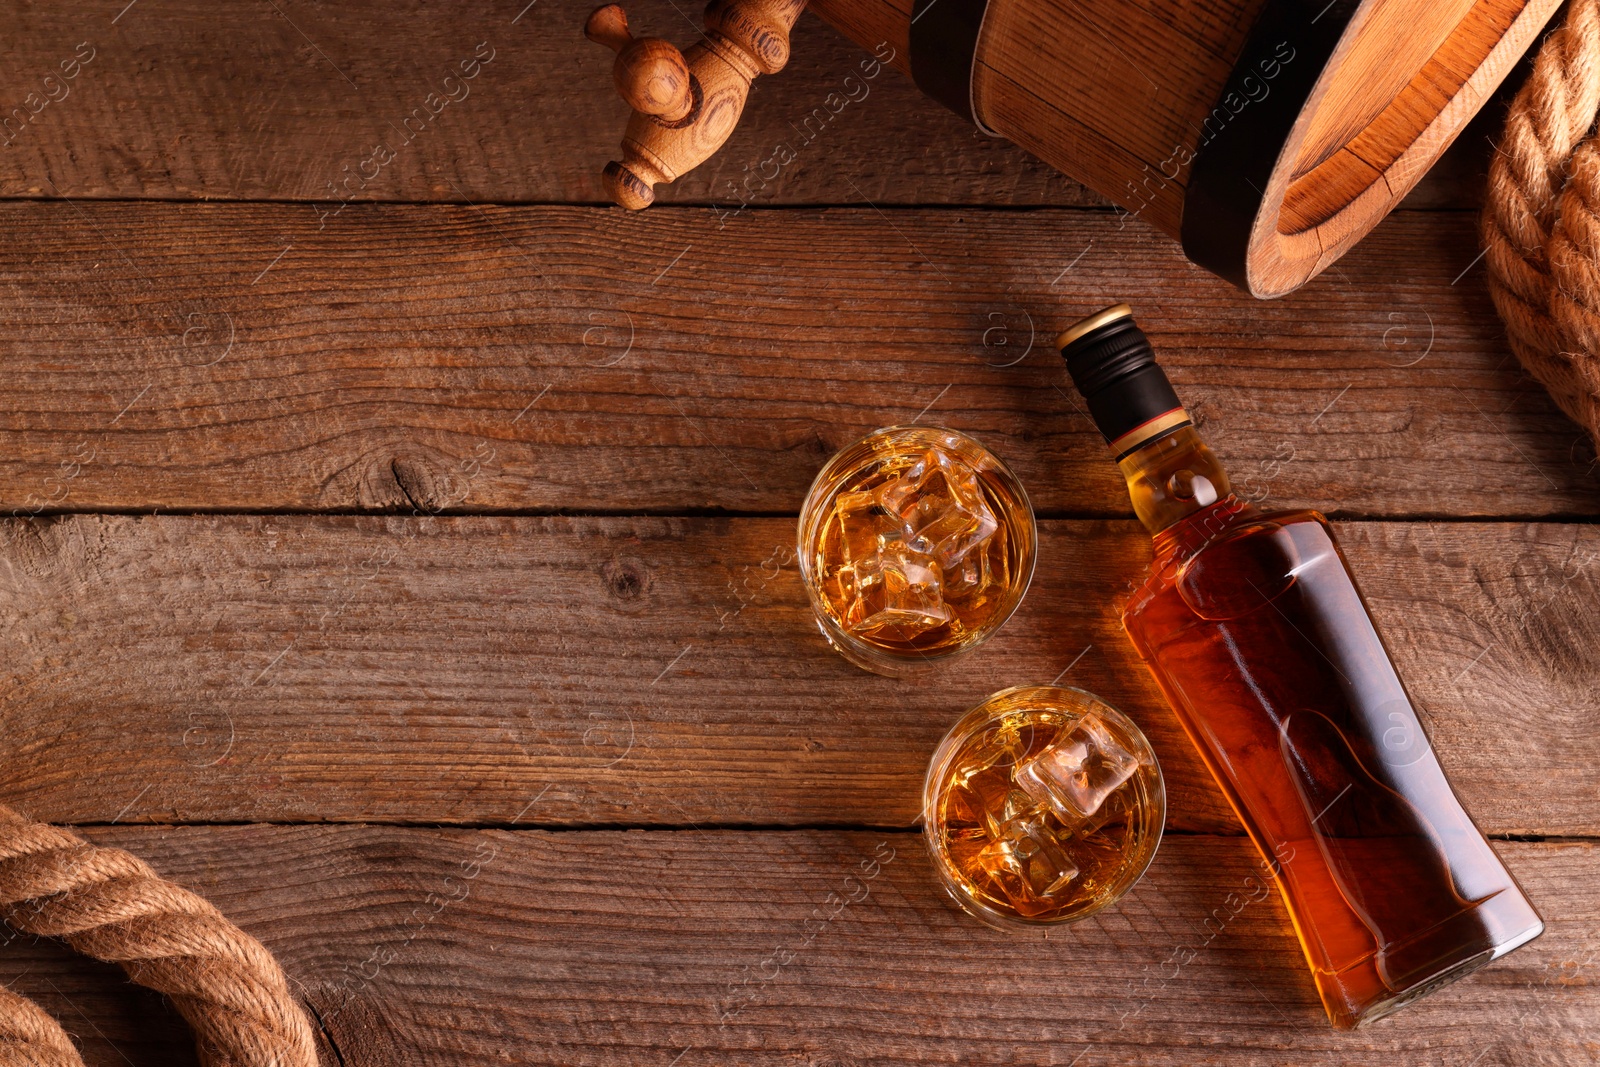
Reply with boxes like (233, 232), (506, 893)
(1156, 499), (1331, 551)
(1251, 506), (1331, 528)
(1121, 501), (1337, 624)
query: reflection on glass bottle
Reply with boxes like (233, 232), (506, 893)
(1058, 306), (1543, 1029)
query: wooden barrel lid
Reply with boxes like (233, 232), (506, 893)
(1182, 0), (1561, 296)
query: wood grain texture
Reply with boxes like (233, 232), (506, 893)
(3, 514), (1594, 834)
(2, 826), (1591, 1066)
(0, 202), (1595, 518)
(0, 0), (1082, 207)
(0, 0), (1491, 209)
(584, 5), (696, 124)
(589, 0), (812, 210)
(970, 0), (1257, 238)
(1, 3), (1591, 1064)
(1238, 0), (1559, 297)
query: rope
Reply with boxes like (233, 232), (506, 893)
(0, 805), (317, 1067)
(0, 11), (1592, 1066)
(0, 982), (82, 1067)
(1483, 0), (1600, 448)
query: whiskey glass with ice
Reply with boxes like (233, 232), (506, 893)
(923, 686), (1165, 928)
(797, 426), (1036, 676)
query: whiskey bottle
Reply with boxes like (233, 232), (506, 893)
(1057, 305), (1543, 1029)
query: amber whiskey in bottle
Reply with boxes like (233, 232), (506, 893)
(1057, 306), (1543, 1029)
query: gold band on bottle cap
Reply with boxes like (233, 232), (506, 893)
(1108, 406), (1191, 459)
(1055, 303), (1134, 351)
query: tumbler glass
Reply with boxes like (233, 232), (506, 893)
(923, 685), (1165, 929)
(796, 426), (1036, 677)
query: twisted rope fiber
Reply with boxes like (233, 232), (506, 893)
(0, 805), (317, 1067)
(1483, 0), (1600, 446)
(0, 981), (81, 1067)
(0, 12), (1591, 1067)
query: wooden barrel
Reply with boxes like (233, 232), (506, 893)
(806, 0), (1560, 296)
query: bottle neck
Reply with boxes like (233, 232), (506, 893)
(1116, 424), (1235, 536)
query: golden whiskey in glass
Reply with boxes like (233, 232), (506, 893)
(797, 426), (1036, 676)
(924, 685), (1165, 928)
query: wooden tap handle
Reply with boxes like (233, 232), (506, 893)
(583, 2), (633, 51)
(585, 4), (694, 123)
(590, 0), (807, 210)
(704, 0), (803, 76)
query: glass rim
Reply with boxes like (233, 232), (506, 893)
(921, 684), (1167, 930)
(794, 425), (1038, 672)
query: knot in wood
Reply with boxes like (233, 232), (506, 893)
(346, 442), (468, 513)
(601, 556), (651, 603)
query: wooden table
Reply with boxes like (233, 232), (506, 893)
(2, 2), (1596, 1064)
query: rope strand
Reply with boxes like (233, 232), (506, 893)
(0, 11), (1593, 1066)
(1483, 0), (1600, 447)
(0, 806), (317, 1067)
(0, 982), (83, 1067)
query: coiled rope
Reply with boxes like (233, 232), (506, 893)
(1483, 0), (1600, 448)
(0, 7), (1591, 1066)
(0, 805), (316, 1066)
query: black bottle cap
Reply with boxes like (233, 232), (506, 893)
(1056, 304), (1191, 460)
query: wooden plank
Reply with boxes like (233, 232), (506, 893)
(3, 826), (1592, 1065)
(0, 202), (1594, 518)
(0, 0), (1493, 209)
(0, 0), (1079, 207)
(3, 515), (1594, 834)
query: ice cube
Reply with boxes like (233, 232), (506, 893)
(941, 722), (1027, 830)
(841, 538), (951, 641)
(953, 719), (1029, 786)
(941, 539), (991, 600)
(946, 763), (1011, 829)
(876, 448), (999, 570)
(982, 788), (1039, 840)
(830, 489), (895, 568)
(946, 827), (988, 883)
(1014, 713), (1141, 827)
(941, 520), (1013, 604)
(943, 778), (988, 827)
(976, 812), (1081, 904)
